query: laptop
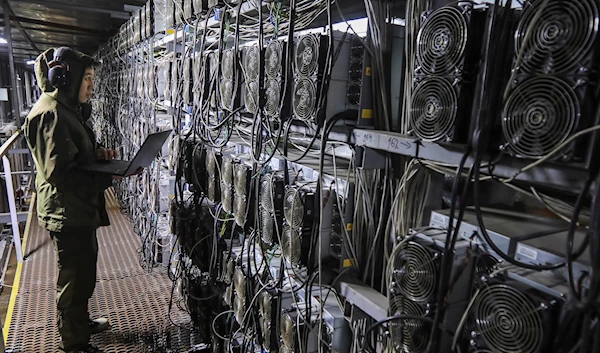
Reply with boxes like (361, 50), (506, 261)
(79, 130), (171, 176)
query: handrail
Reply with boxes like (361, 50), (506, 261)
(0, 130), (27, 264)
(0, 130), (22, 158)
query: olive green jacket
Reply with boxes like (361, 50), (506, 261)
(23, 48), (112, 232)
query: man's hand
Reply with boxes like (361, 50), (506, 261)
(96, 148), (119, 160)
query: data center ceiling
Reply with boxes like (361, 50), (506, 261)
(0, 0), (146, 64)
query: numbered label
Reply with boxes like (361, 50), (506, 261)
(384, 137), (411, 152)
(356, 132), (379, 146)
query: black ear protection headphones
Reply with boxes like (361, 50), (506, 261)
(48, 47), (72, 89)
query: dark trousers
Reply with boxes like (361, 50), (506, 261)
(50, 226), (98, 352)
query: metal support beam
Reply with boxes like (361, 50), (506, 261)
(13, 0), (132, 19)
(8, 16), (116, 36)
(3, 0), (21, 127)
(5, 1), (39, 52)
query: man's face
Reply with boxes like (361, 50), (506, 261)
(78, 67), (95, 103)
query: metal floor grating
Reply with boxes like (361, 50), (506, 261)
(6, 189), (202, 353)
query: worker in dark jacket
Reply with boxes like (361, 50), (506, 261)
(23, 47), (125, 353)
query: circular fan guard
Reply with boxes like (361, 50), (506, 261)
(392, 241), (438, 302)
(516, 0), (599, 74)
(221, 158), (234, 186)
(225, 258), (235, 283)
(502, 76), (578, 159)
(259, 291), (272, 318)
(234, 163), (248, 195)
(219, 80), (234, 111)
(260, 176), (274, 212)
(389, 295), (428, 353)
(284, 189), (304, 227)
(206, 151), (217, 174)
(221, 184), (233, 214)
(282, 226), (302, 265)
(410, 77), (458, 142)
(293, 79), (317, 122)
(244, 81), (259, 114)
(245, 46), (260, 81)
(261, 317), (272, 350)
(207, 179), (218, 202)
(234, 295), (246, 325)
(266, 41), (283, 78)
(260, 209), (275, 245)
(417, 5), (468, 75)
(281, 312), (296, 350)
(234, 194), (247, 226)
(475, 254), (500, 280)
(221, 50), (235, 80)
(224, 284), (233, 306)
(474, 284), (544, 353)
(266, 79), (281, 117)
(183, 57), (191, 82)
(295, 35), (319, 77)
(233, 268), (246, 299)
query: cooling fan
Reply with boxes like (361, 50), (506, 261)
(284, 188), (305, 228)
(282, 225), (302, 266)
(193, 54), (205, 104)
(515, 0), (599, 74)
(220, 156), (234, 214)
(222, 49), (235, 80)
(244, 45), (260, 81)
(475, 254), (500, 280)
(266, 40), (283, 78)
(205, 150), (221, 203)
(391, 240), (439, 303)
(260, 209), (276, 245)
(280, 311), (298, 353)
(233, 267), (247, 325)
(389, 295), (429, 353)
(244, 80), (259, 114)
(470, 284), (545, 353)
(219, 80), (235, 111)
(208, 52), (218, 109)
(410, 77), (458, 142)
(233, 163), (252, 227)
(259, 291), (276, 351)
(266, 79), (282, 118)
(501, 76), (579, 159)
(416, 5), (469, 75)
(295, 34), (320, 77)
(293, 79), (317, 122)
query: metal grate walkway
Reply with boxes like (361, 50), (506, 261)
(5, 189), (202, 353)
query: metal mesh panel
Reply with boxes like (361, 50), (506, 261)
(6, 189), (201, 352)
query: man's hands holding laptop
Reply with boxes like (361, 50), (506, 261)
(96, 148), (143, 179)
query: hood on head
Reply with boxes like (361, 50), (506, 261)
(35, 47), (100, 106)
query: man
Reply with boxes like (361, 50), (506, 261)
(23, 47), (126, 353)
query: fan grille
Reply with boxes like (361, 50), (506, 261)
(389, 295), (428, 353)
(261, 317), (272, 351)
(474, 284), (544, 353)
(221, 183), (233, 214)
(410, 77), (458, 142)
(284, 189), (304, 227)
(416, 5), (468, 75)
(266, 79), (282, 117)
(266, 41), (283, 78)
(502, 76), (578, 159)
(225, 258), (235, 283)
(259, 291), (272, 318)
(260, 176), (274, 212)
(392, 241), (438, 302)
(475, 254), (500, 280)
(233, 268), (246, 299)
(295, 35), (320, 77)
(234, 163), (248, 195)
(234, 194), (247, 226)
(245, 45), (260, 81)
(260, 209), (275, 245)
(282, 226), (302, 266)
(516, 0), (599, 74)
(219, 80), (234, 111)
(221, 158), (234, 186)
(234, 295), (246, 326)
(281, 312), (296, 350)
(224, 284), (233, 306)
(244, 81), (259, 114)
(222, 49), (235, 80)
(293, 79), (317, 122)
(207, 179), (219, 202)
